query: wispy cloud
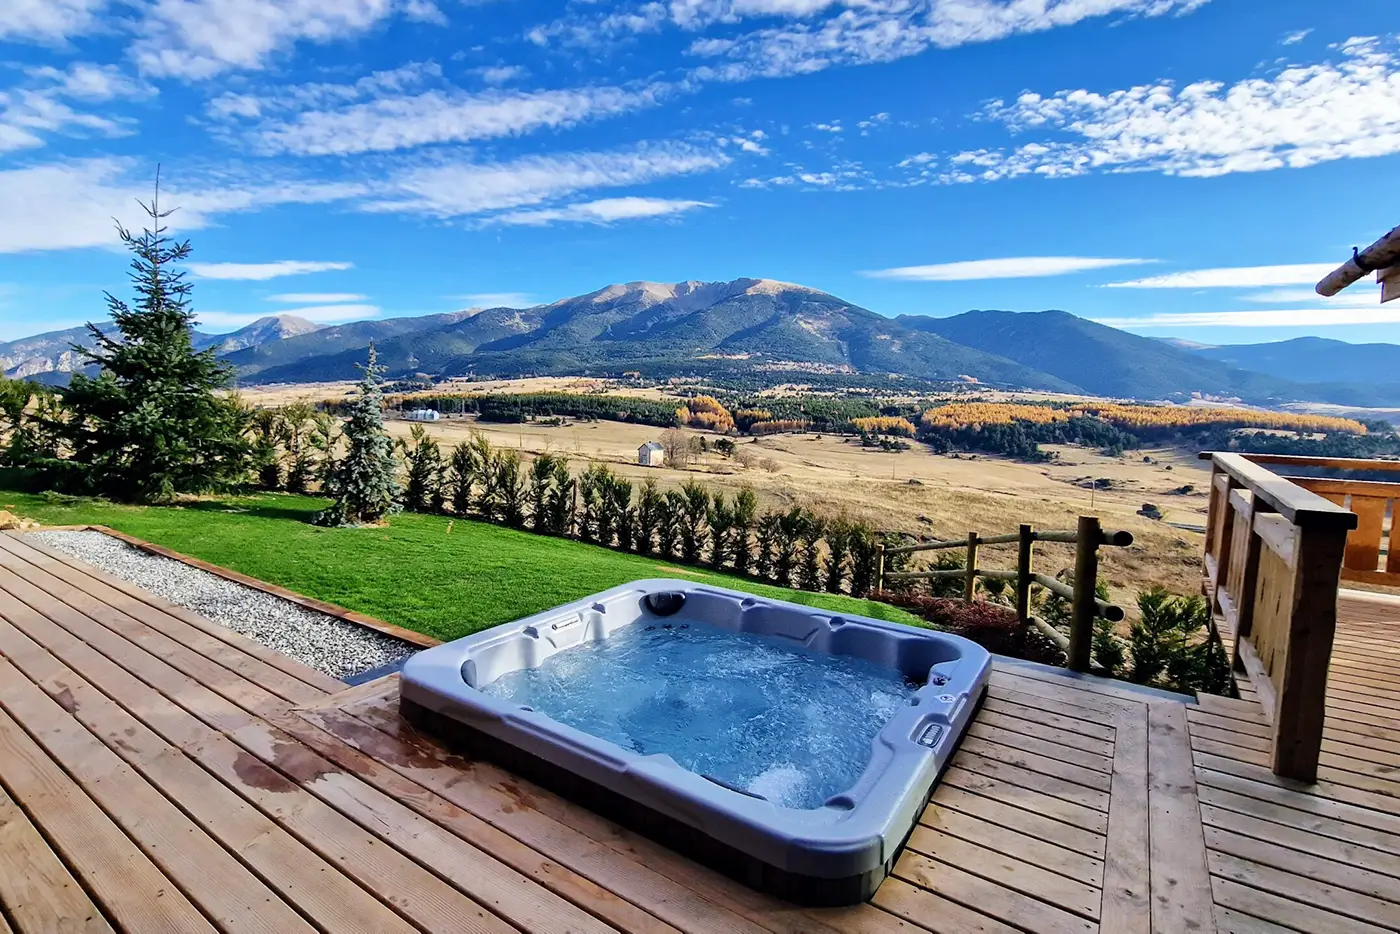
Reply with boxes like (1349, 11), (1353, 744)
(1282, 28), (1313, 45)
(1103, 264), (1335, 289)
(0, 0), (106, 43)
(864, 256), (1153, 282)
(131, 0), (445, 80)
(0, 159), (364, 253)
(454, 292), (535, 308)
(943, 36), (1400, 182)
(268, 292), (366, 302)
(1, 63), (150, 153)
(189, 260), (353, 280)
(684, 0), (1209, 82)
(486, 196), (715, 226)
(1095, 308), (1400, 329)
(1242, 287), (1377, 307)
(247, 82), (669, 156)
(364, 144), (728, 217)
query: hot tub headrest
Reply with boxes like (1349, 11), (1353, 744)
(644, 592), (687, 617)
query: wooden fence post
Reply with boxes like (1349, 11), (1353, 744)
(1272, 524), (1349, 782)
(1068, 515), (1101, 673)
(875, 544), (885, 594)
(964, 532), (979, 603)
(1016, 524), (1034, 624)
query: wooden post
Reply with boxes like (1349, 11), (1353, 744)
(1271, 524), (1348, 782)
(1068, 515), (1100, 673)
(1016, 524), (1034, 624)
(875, 544), (885, 594)
(964, 532), (979, 603)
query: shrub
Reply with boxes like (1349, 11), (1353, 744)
(1128, 587), (1231, 695)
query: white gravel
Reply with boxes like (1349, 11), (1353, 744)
(28, 530), (416, 681)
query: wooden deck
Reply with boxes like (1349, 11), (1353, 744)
(0, 531), (1396, 933)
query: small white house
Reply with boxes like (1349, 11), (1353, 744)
(404, 408), (442, 422)
(638, 441), (665, 467)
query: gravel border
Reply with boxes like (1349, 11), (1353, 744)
(29, 530), (416, 681)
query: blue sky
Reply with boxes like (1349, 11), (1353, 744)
(1, 0), (1398, 346)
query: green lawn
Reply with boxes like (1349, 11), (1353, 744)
(1, 490), (921, 641)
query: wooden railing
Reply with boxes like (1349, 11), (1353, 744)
(1202, 452), (1358, 781)
(875, 516), (1133, 673)
(1238, 453), (1400, 587)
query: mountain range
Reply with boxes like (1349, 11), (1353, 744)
(5, 279), (1399, 407)
(1, 315), (320, 383)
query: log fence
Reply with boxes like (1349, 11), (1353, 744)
(875, 516), (1134, 673)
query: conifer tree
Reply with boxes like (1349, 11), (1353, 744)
(315, 344), (401, 526)
(403, 425), (444, 512)
(59, 177), (248, 501)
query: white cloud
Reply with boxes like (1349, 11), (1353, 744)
(1104, 264), (1336, 289)
(686, 0), (1209, 81)
(1095, 308), (1400, 329)
(189, 260), (354, 280)
(472, 64), (528, 85)
(0, 0), (106, 43)
(249, 83), (666, 156)
(454, 292), (535, 307)
(365, 144), (728, 216)
(199, 304), (379, 328)
(864, 256), (1154, 281)
(0, 159), (363, 253)
(812, 121), (842, 133)
(948, 36), (1400, 181)
(132, 0), (445, 80)
(1282, 28), (1313, 45)
(486, 196), (715, 226)
(268, 292), (367, 302)
(1, 63), (150, 153)
(1242, 287), (1378, 307)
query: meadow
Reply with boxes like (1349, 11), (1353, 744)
(0, 489), (920, 641)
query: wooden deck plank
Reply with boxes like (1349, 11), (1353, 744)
(313, 697), (842, 934)
(894, 850), (1096, 934)
(0, 657), (318, 934)
(1148, 702), (1215, 934)
(870, 877), (1023, 934)
(0, 782), (114, 934)
(0, 615), (419, 934)
(1101, 700), (1150, 934)
(1209, 852), (1400, 932)
(0, 702), (216, 934)
(927, 783), (1107, 861)
(0, 581), (532, 934)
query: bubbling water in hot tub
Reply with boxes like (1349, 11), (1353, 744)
(481, 619), (919, 810)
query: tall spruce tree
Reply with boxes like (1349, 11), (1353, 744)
(315, 344), (401, 526)
(60, 178), (247, 501)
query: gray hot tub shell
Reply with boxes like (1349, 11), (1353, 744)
(399, 579), (991, 904)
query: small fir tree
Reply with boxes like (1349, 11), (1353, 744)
(315, 344), (401, 526)
(59, 178), (248, 501)
(403, 425), (445, 512)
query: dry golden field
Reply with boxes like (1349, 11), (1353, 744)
(237, 380), (1212, 602)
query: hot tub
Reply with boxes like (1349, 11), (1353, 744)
(399, 580), (991, 905)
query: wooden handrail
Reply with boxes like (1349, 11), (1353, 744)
(1217, 452), (1400, 473)
(1204, 452), (1358, 528)
(1203, 452), (1357, 782)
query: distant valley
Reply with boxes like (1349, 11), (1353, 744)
(6, 278), (1400, 408)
